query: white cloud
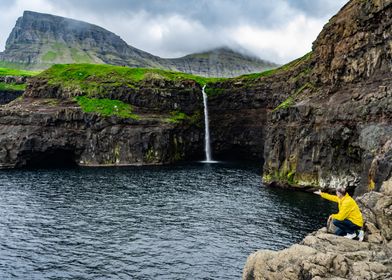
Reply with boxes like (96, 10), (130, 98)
(230, 15), (325, 64)
(92, 12), (224, 58)
(0, 0), (347, 64)
(0, 0), (57, 50)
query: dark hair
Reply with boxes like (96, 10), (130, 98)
(336, 187), (347, 195)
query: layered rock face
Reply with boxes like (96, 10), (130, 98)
(0, 76), (26, 104)
(243, 178), (392, 280)
(206, 56), (311, 161)
(0, 11), (276, 77)
(0, 75), (204, 168)
(261, 0), (392, 195)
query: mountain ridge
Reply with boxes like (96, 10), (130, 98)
(0, 11), (277, 77)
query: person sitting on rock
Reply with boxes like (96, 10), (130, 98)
(314, 187), (364, 241)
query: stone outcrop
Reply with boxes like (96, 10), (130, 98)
(0, 90), (23, 104)
(0, 11), (276, 77)
(0, 76), (27, 84)
(243, 178), (392, 280)
(207, 55), (312, 161)
(0, 76), (27, 104)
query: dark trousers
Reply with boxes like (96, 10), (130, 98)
(333, 219), (361, 236)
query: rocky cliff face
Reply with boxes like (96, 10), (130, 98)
(206, 55), (311, 161)
(0, 11), (276, 77)
(0, 76), (27, 104)
(0, 70), (205, 168)
(257, 0), (392, 195)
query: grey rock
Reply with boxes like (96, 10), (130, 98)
(243, 178), (392, 280)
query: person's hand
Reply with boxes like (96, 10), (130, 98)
(328, 215), (332, 223)
(313, 190), (321, 195)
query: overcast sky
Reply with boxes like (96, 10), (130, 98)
(0, 0), (348, 64)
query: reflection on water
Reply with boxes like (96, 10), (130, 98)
(0, 162), (335, 279)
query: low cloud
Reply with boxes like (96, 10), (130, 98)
(0, 0), (347, 64)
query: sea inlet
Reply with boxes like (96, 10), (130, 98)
(0, 162), (335, 279)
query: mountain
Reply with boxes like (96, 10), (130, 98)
(0, 11), (168, 69)
(167, 47), (277, 78)
(0, 11), (277, 77)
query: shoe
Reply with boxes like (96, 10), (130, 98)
(344, 232), (357, 239)
(357, 230), (364, 242)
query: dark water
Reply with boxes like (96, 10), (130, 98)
(0, 162), (335, 280)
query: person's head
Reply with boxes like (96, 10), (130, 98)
(336, 187), (347, 198)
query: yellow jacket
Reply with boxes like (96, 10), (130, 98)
(320, 192), (363, 227)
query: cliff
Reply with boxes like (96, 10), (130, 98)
(0, 69), (34, 104)
(0, 11), (276, 77)
(0, 64), (207, 168)
(202, 0), (391, 195)
(261, 0), (392, 195)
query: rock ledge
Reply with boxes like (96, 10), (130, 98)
(243, 179), (392, 280)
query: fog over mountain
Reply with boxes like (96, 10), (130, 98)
(0, 0), (348, 64)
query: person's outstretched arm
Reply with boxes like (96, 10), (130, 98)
(314, 190), (339, 203)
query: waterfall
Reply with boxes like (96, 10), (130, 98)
(202, 85), (214, 162)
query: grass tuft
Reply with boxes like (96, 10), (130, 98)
(74, 95), (139, 119)
(0, 67), (40, 77)
(0, 82), (26, 91)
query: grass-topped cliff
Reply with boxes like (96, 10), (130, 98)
(25, 55), (311, 119)
(0, 67), (39, 77)
(39, 63), (224, 91)
(0, 67), (39, 91)
(23, 63), (227, 122)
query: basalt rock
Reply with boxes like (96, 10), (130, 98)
(0, 76), (204, 168)
(0, 76), (28, 104)
(0, 76), (27, 84)
(0, 90), (24, 104)
(259, 0), (392, 194)
(207, 58), (311, 161)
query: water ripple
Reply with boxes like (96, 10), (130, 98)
(0, 162), (335, 279)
